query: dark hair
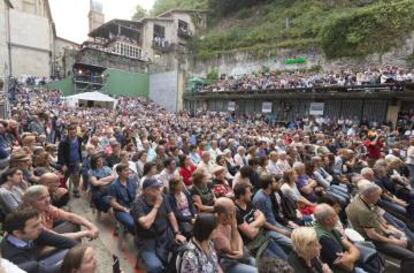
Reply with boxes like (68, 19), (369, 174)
(240, 166), (253, 178)
(193, 213), (217, 242)
(131, 152), (141, 162)
(258, 156), (268, 167)
(317, 194), (340, 207)
(4, 208), (40, 234)
(68, 124), (77, 130)
(248, 157), (258, 166)
(234, 182), (252, 199)
(259, 174), (274, 190)
(258, 257), (294, 273)
(1, 167), (21, 184)
(61, 244), (90, 273)
(305, 161), (316, 176)
(191, 169), (207, 186)
(115, 163), (129, 175)
(169, 177), (182, 194)
(156, 145), (165, 154)
(164, 158), (175, 168)
(178, 154), (187, 168)
(90, 153), (103, 170)
(143, 162), (156, 176)
(216, 155), (225, 165)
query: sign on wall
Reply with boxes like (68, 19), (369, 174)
(228, 101), (236, 112)
(309, 102), (325, 116)
(262, 102), (273, 113)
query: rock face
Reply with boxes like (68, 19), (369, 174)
(186, 31), (414, 77)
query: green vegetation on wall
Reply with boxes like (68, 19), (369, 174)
(45, 76), (74, 96)
(320, 0), (414, 58)
(104, 68), (149, 97)
(190, 0), (414, 60)
(151, 0), (207, 15)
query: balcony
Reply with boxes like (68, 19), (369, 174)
(152, 40), (174, 53)
(75, 47), (148, 73)
(184, 83), (414, 101)
(177, 28), (193, 39)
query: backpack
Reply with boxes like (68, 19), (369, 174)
(166, 243), (201, 273)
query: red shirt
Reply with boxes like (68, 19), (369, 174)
(179, 165), (196, 186)
(364, 140), (383, 159)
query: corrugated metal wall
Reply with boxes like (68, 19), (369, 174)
(185, 98), (390, 122)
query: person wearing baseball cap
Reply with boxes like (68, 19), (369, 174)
(131, 177), (186, 273)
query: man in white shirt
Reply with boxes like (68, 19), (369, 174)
(267, 151), (283, 177)
(197, 151), (215, 179)
(209, 140), (222, 162)
(234, 146), (247, 169)
(276, 151), (291, 173)
(157, 158), (177, 190)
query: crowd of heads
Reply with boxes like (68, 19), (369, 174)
(201, 65), (414, 92)
(1, 84), (414, 273)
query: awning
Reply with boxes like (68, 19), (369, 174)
(65, 91), (116, 102)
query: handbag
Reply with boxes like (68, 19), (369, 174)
(355, 241), (385, 273)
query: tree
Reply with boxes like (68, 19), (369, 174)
(132, 4), (147, 20)
(151, 0), (208, 16)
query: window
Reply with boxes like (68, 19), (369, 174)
(153, 24), (165, 39)
(178, 20), (189, 31)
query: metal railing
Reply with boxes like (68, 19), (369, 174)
(188, 82), (412, 96)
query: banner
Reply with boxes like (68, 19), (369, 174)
(228, 101), (236, 112)
(309, 102), (324, 116)
(262, 102), (273, 113)
(283, 57), (306, 65)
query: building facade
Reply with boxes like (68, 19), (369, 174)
(8, 0), (55, 77)
(0, 0), (12, 81)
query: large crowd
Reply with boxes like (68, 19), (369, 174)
(0, 85), (414, 273)
(201, 66), (414, 92)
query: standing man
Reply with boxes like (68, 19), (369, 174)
(58, 123), (82, 198)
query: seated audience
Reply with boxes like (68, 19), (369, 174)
(252, 174), (293, 241)
(167, 177), (196, 238)
(190, 169), (215, 213)
(130, 178), (186, 273)
(212, 197), (257, 273)
(39, 172), (69, 208)
(179, 213), (223, 273)
(177, 155), (196, 187)
(281, 169), (316, 215)
(314, 204), (366, 273)
(61, 244), (98, 273)
(1, 208), (77, 273)
(346, 182), (414, 273)
(235, 182), (290, 260)
(107, 164), (137, 234)
(0, 168), (27, 213)
(212, 166), (233, 198)
(22, 185), (98, 240)
(288, 227), (333, 273)
(88, 153), (115, 212)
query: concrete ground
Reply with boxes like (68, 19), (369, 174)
(67, 194), (140, 273)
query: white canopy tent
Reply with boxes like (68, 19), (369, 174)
(63, 91), (117, 109)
